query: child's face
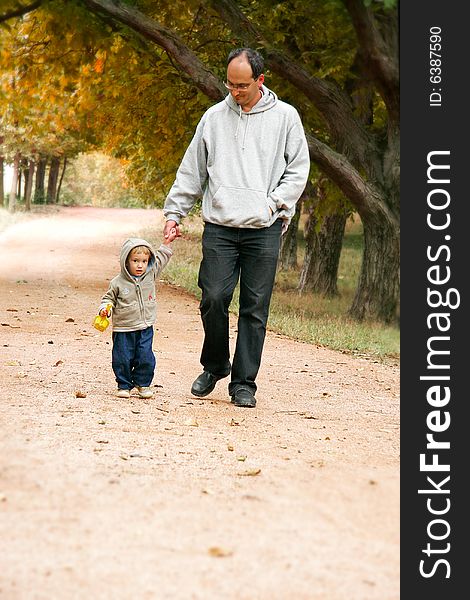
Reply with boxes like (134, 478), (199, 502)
(127, 250), (150, 277)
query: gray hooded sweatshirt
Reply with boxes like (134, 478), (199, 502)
(163, 86), (310, 229)
(99, 238), (172, 332)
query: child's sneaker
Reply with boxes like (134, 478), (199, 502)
(137, 386), (153, 399)
(116, 388), (131, 398)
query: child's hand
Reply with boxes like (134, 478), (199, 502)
(163, 220), (180, 243)
(99, 307), (111, 317)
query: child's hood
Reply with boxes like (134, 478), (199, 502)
(119, 237), (156, 278)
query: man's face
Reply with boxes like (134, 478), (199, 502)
(226, 58), (264, 111)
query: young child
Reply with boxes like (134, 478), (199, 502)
(97, 237), (173, 399)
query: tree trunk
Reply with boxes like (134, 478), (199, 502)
(348, 212), (400, 323)
(278, 201), (301, 271)
(46, 156), (60, 203)
(56, 156), (67, 204)
(35, 157), (47, 203)
(8, 152), (21, 213)
(24, 159), (35, 211)
(17, 163), (22, 202)
(0, 155), (4, 207)
(299, 204), (347, 297)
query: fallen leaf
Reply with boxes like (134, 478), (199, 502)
(75, 390), (87, 398)
(237, 456), (247, 462)
(208, 546), (233, 558)
(227, 444), (234, 451)
(184, 417), (198, 427)
(53, 360), (64, 367)
(65, 318), (75, 322)
(237, 468), (261, 477)
(230, 418), (240, 426)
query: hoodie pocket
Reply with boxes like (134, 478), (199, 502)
(208, 186), (271, 228)
(113, 302), (139, 329)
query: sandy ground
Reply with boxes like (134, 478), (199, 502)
(0, 206), (399, 600)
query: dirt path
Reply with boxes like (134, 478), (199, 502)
(0, 206), (399, 600)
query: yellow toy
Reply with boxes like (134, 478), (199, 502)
(93, 304), (112, 332)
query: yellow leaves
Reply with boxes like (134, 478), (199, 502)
(110, 35), (125, 54)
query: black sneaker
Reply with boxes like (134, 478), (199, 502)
(231, 388), (256, 408)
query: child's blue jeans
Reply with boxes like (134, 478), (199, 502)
(112, 327), (156, 390)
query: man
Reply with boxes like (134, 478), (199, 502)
(163, 47), (310, 408)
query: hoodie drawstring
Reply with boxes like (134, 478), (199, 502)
(234, 105), (251, 151)
(235, 104), (242, 142)
(242, 114), (249, 150)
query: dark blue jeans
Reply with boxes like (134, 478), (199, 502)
(198, 220), (282, 395)
(112, 327), (156, 390)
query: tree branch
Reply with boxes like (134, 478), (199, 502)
(207, 0), (380, 177)
(0, 0), (43, 23)
(81, 0), (226, 101)
(343, 0), (399, 123)
(306, 133), (398, 227)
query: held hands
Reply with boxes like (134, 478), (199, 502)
(163, 220), (181, 243)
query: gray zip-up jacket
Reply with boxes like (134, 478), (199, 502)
(163, 86), (310, 229)
(99, 238), (172, 332)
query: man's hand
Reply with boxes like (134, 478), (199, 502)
(163, 220), (181, 242)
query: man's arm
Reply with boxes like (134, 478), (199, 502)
(268, 109), (310, 216)
(163, 115), (209, 224)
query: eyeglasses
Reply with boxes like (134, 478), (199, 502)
(224, 78), (258, 91)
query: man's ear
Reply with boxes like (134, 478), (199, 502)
(258, 73), (265, 87)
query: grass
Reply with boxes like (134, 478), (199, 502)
(145, 214), (400, 362)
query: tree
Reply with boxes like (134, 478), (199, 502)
(77, 0), (399, 322)
(3, 0), (399, 322)
(0, 3), (97, 210)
